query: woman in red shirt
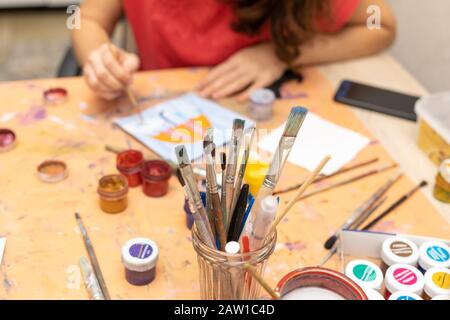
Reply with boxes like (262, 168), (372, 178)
(72, 0), (396, 101)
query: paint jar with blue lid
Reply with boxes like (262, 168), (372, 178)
(388, 291), (423, 300)
(418, 241), (450, 273)
(121, 238), (159, 286)
(345, 259), (384, 291)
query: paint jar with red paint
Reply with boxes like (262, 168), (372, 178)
(141, 160), (172, 197)
(384, 264), (424, 299)
(117, 150), (144, 187)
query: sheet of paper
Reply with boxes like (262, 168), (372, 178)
(0, 238), (6, 264)
(258, 112), (370, 175)
(114, 93), (255, 163)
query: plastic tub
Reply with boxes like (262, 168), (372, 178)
(415, 92), (450, 165)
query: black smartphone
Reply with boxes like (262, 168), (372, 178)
(334, 80), (421, 121)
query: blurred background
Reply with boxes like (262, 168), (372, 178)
(0, 0), (449, 92)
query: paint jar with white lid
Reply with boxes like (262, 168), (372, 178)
(249, 89), (275, 121)
(388, 291), (423, 300)
(418, 241), (450, 273)
(121, 238), (159, 286)
(381, 237), (419, 273)
(384, 264), (425, 299)
(423, 267), (450, 299)
(345, 259), (384, 291)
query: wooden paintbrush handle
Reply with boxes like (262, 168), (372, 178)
(211, 194), (226, 250)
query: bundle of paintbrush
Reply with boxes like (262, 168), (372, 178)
(174, 107), (313, 253)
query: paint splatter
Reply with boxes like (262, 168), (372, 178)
(19, 105), (47, 125)
(284, 241), (307, 252)
(0, 112), (17, 123)
(280, 86), (309, 99)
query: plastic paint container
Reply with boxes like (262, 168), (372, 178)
(276, 267), (368, 300)
(388, 291), (423, 300)
(43, 87), (68, 105)
(37, 160), (68, 183)
(415, 92), (450, 165)
(245, 162), (269, 196)
(363, 287), (385, 300)
(381, 237), (419, 272)
(418, 241), (450, 272)
(116, 150), (144, 188)
(0, 128), (17, 152)
(98, 174), (129, 214)
(433, 159), (450, 203)
(384, 264), (424, 299)
(249, 89), (275, 121)
(423, 267), (450, 299)
(345, 259), (384, 291)
(121, 238), (159, 286)
(141, 160), (172, 197)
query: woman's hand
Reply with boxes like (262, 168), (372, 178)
(197, 42), (286, 101)
(83, 43), (140, 100)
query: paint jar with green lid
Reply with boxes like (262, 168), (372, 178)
(423, 267), (450, 299)
(345, 259), (384, 292)
(381, 237), (419, 273)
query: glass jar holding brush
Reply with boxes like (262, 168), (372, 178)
(192, 225), (276, 300)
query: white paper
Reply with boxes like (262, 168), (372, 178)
(0, 238), (6, 264)
(258, 112), (370, 175)
(114, 93), (255, 162)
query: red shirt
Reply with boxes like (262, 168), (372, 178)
(123, 0), (360, 70)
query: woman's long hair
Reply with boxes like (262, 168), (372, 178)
(227, 0), (331, 65)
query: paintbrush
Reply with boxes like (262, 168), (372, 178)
(362, 181), (428, 230)
(318, 196), (387, 267)
(79, 256), (105, 300)
(225, 119), (245, 229)
(243, 107), (308, 237)
(204, 140), (227, 250)
(323, 172), (403, 250)
(74, 213), (110, 300)
(220, 152), (228, 229)
(294, 164), (398, 203)
(227, 184), (250, 242)
(204, 129), (214, 226)
(175, 168), (197, 215)
(231, 127), (256, 215)
(273, 157), (380, 195)
(244, 263), (280, 300)
(108, 44), (144, 123)
(264, 155), (331, 239)
(175, 145), (216, 248)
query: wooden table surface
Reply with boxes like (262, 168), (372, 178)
(0, 56), (449, 300)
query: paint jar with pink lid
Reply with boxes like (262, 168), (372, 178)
(381, 237), (419, 273)
(423, 267), (450, 299)
(384, 264), (425, 299)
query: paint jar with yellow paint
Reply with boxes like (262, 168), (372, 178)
(415, 93), (450, 165)
(434, 159), (450, 203)
(98, 174), (129, 214)
(244, 161), (269, 195)
(423, 267), (450, 299)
